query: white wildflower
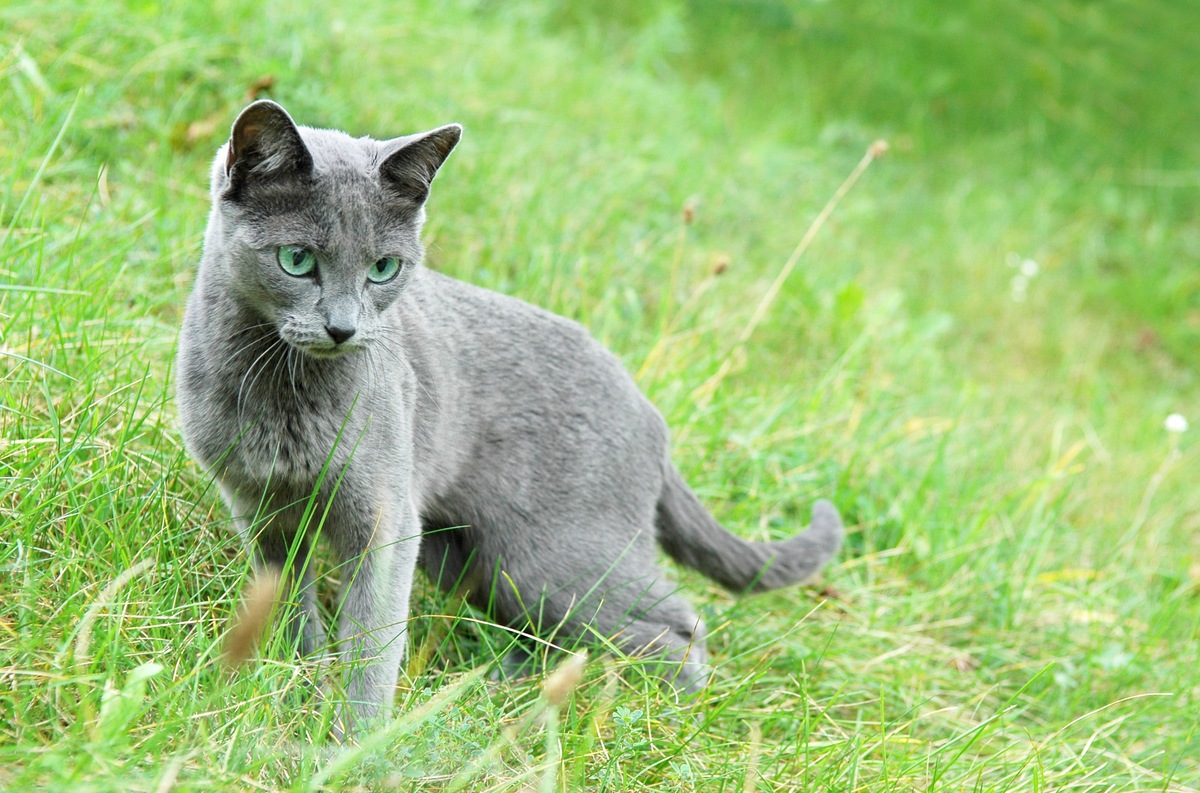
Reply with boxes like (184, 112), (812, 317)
(1164, 413), (1189, 433)
(1006, 255), (1039, 302)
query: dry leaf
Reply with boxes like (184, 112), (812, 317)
(243, 74), (276, 101)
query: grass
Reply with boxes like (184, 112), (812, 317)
(2, 0), (1198, 789)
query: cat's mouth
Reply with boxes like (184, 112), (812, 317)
(280, 333), (367, 360)
(294, 342), (365, 360)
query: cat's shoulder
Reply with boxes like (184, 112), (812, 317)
(410, 267), (581, 329)
(405, 266), (613, 364)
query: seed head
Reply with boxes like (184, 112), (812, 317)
(223, 567), (282, 668)
(542, 652), (586, 706)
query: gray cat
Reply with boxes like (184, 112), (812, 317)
(176, 100), (843, 733)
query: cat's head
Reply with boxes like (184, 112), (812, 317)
(203, 100), (460, 358)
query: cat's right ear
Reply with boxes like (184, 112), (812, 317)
(378, 124), (463, 205)
(221, 100), (313, 199)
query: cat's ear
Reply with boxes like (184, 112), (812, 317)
(378, 124), (462, 204)
(223, 100), (313, 197)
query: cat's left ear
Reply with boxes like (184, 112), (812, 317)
(378, 124), (462, 205)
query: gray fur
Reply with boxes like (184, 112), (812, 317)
(177, 100), (843, 733)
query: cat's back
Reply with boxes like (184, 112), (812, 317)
(402, 266), (666, 444)
(407, 267), (633, 387)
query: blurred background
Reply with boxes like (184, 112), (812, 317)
(6, 0), (1197, 398)
(2, 0), (1197, 788)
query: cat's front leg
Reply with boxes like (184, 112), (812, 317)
(222, 485), (327, 659)
(331, 498), (422, 736)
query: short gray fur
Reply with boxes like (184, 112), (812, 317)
(176, 100), (844, 733)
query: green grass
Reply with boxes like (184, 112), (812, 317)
(2, 0), (1198, 790)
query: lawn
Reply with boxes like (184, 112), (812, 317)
(1, 0), (1197, 790)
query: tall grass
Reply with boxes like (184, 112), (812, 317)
(1, 0), (1197, 790)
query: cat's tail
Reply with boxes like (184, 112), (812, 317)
(655, 463), (843, 593)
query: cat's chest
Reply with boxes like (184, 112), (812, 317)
(178, 326), (420, 493)
(235, 399), (359, 483)
(188, 362), (380, 487)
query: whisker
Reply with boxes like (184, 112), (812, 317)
(237, 338), (286, 427)
(227, 327), (279, 362)
(229, 320), (275, 339)
(266, 337), (290, 390)
(373, 332), (438, 410)
(288, 345), (300, 403)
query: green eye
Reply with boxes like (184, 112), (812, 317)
(277, 245), (317, 277)
(368, 256), (402, 284)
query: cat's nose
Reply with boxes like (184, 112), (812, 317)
(325, 323), (356, 345)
